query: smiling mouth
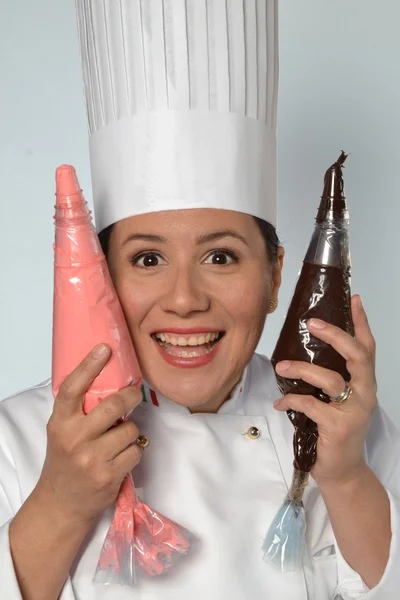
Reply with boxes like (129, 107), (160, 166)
(151, 331), (225, 357)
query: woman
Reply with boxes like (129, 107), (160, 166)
(1, 1), (399, 599)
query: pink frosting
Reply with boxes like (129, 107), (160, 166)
(52, 165), (191, 585)
(52, 165), (142, 414)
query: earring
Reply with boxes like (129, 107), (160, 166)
(269, 300), (278, 309)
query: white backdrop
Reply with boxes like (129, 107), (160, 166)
(1, 1), (399, 427)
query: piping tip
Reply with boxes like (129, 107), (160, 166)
(322, 151), (348, 200)
(316, 151), (349, 222)
(56, 164), (82, 204)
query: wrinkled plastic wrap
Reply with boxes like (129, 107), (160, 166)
(52, 165), (191, 587)
(94, 474), (191, 585)
(272, 260), (353, 471)
(262, 469), (307, 571)
(263, 153), (355, 571)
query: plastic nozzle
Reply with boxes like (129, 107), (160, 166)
(316, 151), (349, 223)
(53, 164), (94, 264)
(56, 165), (82, 206)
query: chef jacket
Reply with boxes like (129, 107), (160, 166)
(0, 354), (399, 599)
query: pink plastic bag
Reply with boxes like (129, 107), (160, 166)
(52, 165), (191, 586)
(95, 474), (191, 584)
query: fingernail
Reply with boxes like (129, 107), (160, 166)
(93, 344), (109, 358)
(276, 360), (292, 371)
(309, 318), (326, 329)
(273, 399), (280, 407)
(357, 295), (364, 310)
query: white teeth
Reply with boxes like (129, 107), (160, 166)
(155, 332), (222, 346)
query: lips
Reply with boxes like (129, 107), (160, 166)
(151, 329), (225, 368)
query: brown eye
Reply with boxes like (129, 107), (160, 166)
(131, 252), (166, 268)
(203, 250), (238, 265)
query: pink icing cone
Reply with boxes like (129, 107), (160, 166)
(52, 165), (192, 587)
(52, 164), (141, 413)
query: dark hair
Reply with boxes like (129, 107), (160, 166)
(253, 216), (280, 264)
(98, 216), (280, 264)
(98, 223), (115, 258)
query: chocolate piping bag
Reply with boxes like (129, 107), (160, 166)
(263, 153), (355, 571)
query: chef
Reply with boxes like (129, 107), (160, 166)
(1, 1), (399, 599)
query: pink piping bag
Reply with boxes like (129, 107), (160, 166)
(52, 165), (191, 586)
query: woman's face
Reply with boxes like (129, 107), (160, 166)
(107, 209), (284, 412)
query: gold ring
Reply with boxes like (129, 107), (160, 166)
(136, 435), (150, 449)
(330, 382), (353, 405)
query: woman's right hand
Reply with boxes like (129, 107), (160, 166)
(37, 344), (143, 526)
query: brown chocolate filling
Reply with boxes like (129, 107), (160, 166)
(271, 152), (354, 473)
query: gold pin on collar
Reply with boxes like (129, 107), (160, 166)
(136, 435), (150, 449)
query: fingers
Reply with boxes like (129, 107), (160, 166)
(85, 385), (143, 438)
(275, 360), (348, 401)
(54, 345), (111, 418)
(274, 393), (333, 427)
(99, 420), (140, 459)
(111, 439), (143, 479)
(351, 295), (376, 366)
(275, 294), (378, 413)
(306, 306), (375, 386)
(306, 318), (355, 362)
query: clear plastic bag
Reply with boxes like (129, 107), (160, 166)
(94, 474), (191, 585)
(263, 469), (308, 571)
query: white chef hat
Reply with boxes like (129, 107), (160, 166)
(75, 0), (278, 233)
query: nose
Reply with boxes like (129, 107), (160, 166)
(160, 264), (210, 317)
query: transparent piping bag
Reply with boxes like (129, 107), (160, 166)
(263, 153), (355, 571)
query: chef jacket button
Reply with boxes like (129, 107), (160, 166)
(246, 426), (260, 440)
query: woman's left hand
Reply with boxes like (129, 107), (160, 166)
(273, 294), (378, 486)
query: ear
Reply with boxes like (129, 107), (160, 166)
(268, 246), (284, 314)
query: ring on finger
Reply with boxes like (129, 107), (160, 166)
(329, 382), (353, 405)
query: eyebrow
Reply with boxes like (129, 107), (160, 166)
(195, 230), (249, 247)
(122, 233), (168, 246)
(122, 229), (249, 247)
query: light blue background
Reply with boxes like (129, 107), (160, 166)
(1, 1), (399, 427)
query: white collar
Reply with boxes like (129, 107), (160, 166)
(140, 363), (250, 416)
